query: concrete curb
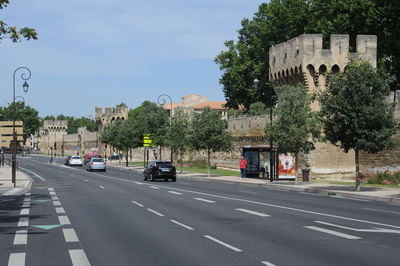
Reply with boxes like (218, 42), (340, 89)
(1, 176), (32, 196)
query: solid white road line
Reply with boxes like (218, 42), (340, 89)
(363, 207), (400, 215)
(304, 226), (361, 240)
(135, 182), (144, 185)
(13, 230), (28, 245)
(150, 186), (160, 189)
(69, 249), (91, 266)
(204, 235), (242, 252)
(20, 208), (29, 216)
(63, 228), (79, 242)
(194, 198), (216, 203)
(235, 208), (270, 217)
(147, 208), (164, 217)
(19, 167), (46, 181)
(261, 261), (277, 266)
(18, 217), (29, 227)
(53, 201), (62, 206)
(168, 191), (182, 195)
(131, 201), (144, 207)
(55, 207), (66, 214)
(298, 192), (324, 196)
(8, 253), (25, 266)
(335, 196), (370, 202)
(99, 186), (105, 189)
(58, 215), (71, 225)
(170, 219), (194, 230)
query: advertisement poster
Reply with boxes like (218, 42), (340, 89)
(278, 153), (296, 179)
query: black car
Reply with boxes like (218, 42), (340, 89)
(143, 160), (176, 182)
(64, 156), (71, 165)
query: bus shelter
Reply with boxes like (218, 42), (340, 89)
(242, 145), (297, 180)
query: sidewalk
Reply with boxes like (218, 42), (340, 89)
(107, 161), (400, 204)
(0, 165), (32, 196)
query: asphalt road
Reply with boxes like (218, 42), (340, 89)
(1, 154), (399, 266)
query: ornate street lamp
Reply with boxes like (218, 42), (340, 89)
(157, 94), (173, 162)
(12, 67), (31, 187)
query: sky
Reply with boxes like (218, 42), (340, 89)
(0, 0), (264, 118)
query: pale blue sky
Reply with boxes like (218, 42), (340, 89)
(0, 0), (264, 117)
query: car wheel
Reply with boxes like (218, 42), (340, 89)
(164, 178), (168, 182)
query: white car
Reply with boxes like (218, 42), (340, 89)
(69, 156), (83, 166)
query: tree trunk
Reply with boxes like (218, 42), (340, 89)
(207, 149), (211, 177)
(355, 149), (361, 191)
(125, 151), (129, 167)
(159, 145), (162, 160)
(295, 152), (298, 185)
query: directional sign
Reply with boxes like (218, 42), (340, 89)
(143, 134), (153, 147)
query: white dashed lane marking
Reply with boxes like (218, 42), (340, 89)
(99, 186), (105, 189)
(63, 228), (79, 242)
(69, 249), (91, 266)
(168, 191), (182, 195)
(55, 207), (65, 214)
(20, 208), (29, 216)
(235, 208), (270, 217)
(58, 216), (71, 225)
(132, 201), (144, 207)
(13, 230), (28, 245)
(150, 186), (159, 189)
(204, 235), (242, 252)
(18, 217), (29, 227)
(147, 208), (164, 217)
(261, 261), (277, 266)
(194, 198), (216, 203)
(53, 201), (62, 206)
(8, 252), (25, 266)
(170, 219), (194, 230)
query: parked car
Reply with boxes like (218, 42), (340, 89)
(68, 156), (83, 166)
(86, 157), (106, 172)
(64, 156), (71, 165)
(143, 160), (176, 182)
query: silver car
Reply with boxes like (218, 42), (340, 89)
(69, 156), (83, 166)
(86, 158), (106, 172)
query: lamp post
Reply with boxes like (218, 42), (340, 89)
(254, 78), (276, 183)
(157, 94), (173, 162)
(12, 67), (31, 187)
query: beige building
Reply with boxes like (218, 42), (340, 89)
(162, 93), (228, 119)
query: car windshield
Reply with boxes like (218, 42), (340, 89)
(71, 156), (81, 159)
(156, 161), (173, 167)
(92, 159), (104, 162)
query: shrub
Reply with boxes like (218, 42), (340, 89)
(367, 171), (400, 185)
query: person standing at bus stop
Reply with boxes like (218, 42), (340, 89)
(240, 156), (247, 179)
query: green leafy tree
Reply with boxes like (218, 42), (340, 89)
(247, 102), (268, 116)
(191, 108), (234, 177)
(0, 1), (37, 42)
(0, 102), (40, 143)
(266, 84), (320, 183)
(166, 109), (192, 172)
(319, 59), (397, 190)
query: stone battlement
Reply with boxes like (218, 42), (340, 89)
(269, 34), (377, 88)
(43, 120), (68, 131)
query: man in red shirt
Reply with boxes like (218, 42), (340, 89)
(240, 156), (247, 179)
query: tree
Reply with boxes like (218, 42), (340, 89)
(0, 1), (37, 42)
(191, 108), (234, 177)
(247, 102), (268, 116)
(0, 102), (41, 143)
(319, 59), (397, 190)
(266, 84), (320, 184)
(166, 109), (192, 172)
